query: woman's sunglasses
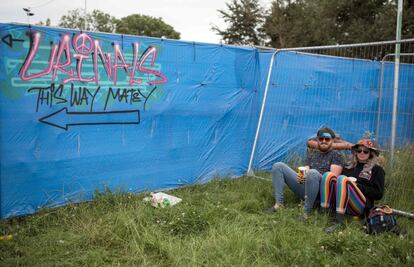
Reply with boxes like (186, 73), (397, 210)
(356, 148), (370, 154)
(318, 137), (331, 142)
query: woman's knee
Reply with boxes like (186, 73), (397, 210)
(337, 175), (349, 184)
(272, 162), (288, 172)
(321, 171), (337, 182)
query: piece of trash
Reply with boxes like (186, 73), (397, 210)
(0, 234), (13, 241)
(143, 197), (152, 202)
(145, 192), (182, 208)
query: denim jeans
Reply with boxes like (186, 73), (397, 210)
(271, 162), (322, 214)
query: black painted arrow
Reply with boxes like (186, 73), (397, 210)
(38, 108), (140, 130)
(1, 34), (24, 48)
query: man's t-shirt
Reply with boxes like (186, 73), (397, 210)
(305, 150), (344, 174)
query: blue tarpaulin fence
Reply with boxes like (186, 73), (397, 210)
(0, 23), (413, 218)
(254, 51), (414, 170)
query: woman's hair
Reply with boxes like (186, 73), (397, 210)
(346, 146), (379, 176)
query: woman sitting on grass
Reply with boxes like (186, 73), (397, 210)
(320, 137), (385, 233)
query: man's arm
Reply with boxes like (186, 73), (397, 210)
(330, 164), (343, 177)
(307, 138), (354, 150)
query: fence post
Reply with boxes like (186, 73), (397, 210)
(247, 50), (278, 176)
(391, 0), (403, 162)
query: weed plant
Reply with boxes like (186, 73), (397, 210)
(1, 148), (413, 266)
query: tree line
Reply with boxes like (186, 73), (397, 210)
(214, 0), (414, 47)
(37, 1), (414, 48)
(37, 9), (180, 39)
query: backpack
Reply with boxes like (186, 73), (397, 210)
(366, 205), (400, 235)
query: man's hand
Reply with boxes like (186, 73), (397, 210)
(297, 166), (309, 184)
(297, 174), (305, 184)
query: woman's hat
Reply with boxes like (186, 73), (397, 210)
(352, 138), (380, 155)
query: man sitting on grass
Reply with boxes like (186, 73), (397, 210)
(264, 127), (344, 220)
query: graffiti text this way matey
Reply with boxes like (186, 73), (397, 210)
(28, 84), (157, 112)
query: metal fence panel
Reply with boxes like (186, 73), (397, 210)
(250, 40), (414, 172)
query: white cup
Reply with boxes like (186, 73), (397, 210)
(348, 177), (357, 183)
(298, 166), (308, 177)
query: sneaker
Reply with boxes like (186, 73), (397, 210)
(264, 203), (283, 214)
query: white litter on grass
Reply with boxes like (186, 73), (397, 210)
(143, 192), (182, 208)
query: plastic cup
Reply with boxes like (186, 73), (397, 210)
(297, 167), (308, 184)
(298, 166), (308, 177)
(348, 177), (357, 183)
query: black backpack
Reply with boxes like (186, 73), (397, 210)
(366, 205), (400, 235)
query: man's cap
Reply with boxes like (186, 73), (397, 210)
(317, 127), (336, 139)
(319, 132), (332, 139)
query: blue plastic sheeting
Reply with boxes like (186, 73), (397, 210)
(254, 51), (414, 170)
(1, 23), (413, 219)
(375, 61), (414, 146)
(0, 24), (262, 218)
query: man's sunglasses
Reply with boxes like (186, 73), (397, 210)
(356, 148), (370, 154)
(318, 137), (331, 142)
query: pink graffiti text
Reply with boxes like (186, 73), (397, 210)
(20, 32), (167, 86)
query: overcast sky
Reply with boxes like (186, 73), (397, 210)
(0, 0), (270, 44)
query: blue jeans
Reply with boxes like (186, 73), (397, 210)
(271, 162), (322, 214)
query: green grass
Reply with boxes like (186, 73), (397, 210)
(1, 148), (413, 266)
